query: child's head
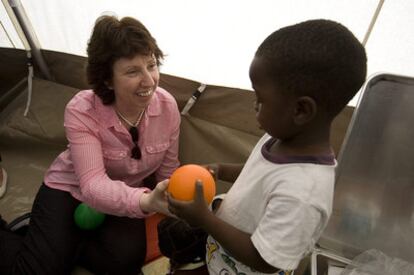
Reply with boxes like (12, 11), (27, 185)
(250, 19), (366, 139)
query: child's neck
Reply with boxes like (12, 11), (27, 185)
(270, 127), (332, 156)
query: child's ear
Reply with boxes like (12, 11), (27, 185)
(293, 96), (317, 125)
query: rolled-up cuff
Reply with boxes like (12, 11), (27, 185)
(130, 187), (154, 218)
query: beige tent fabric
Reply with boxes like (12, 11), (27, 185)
(0, 48), (27, 95)
(0, 78), (77, 144)
(0, 78), (76, 221)
(179, 115), (261, 164)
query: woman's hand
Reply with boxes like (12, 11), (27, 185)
(167, 180), (213, 227)
(140, 180), (174, 216)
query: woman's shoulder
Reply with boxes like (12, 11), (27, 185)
(154, 87), (177, 104)
(150, 87), (179, 116)
(147, 87), (180, 123)
(64, 90), (103, 127)
(66, 90), (96, 111)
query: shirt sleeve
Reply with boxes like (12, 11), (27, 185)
(155, 99), (181, 182)
(251, 195), (323, 270)
(64, 104), (151, 218)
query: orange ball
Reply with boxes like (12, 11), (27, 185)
(168, 164), (216, 204)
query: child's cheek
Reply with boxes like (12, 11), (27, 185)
(255, 104), (264, 129)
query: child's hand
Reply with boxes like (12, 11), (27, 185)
(202, 163), (219, 181)
(167, 180), (212, 227)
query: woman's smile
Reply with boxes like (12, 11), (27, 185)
(136, 89), (153, 97)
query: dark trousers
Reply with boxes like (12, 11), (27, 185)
(0, 184), (147, 275)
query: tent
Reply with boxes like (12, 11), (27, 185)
(1, 0), (413, 274)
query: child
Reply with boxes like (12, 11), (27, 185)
(168, 19), (367, 274)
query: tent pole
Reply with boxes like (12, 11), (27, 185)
(0, 20), (16, 47)
(362, 0), (385, 46)
(3, 0), (53, 80)
(1, 0), (29, 49)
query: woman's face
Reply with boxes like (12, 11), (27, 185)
(110, 54), (159, 109)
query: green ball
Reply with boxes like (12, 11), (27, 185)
(74, 203), (105, 230)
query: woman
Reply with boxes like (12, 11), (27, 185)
(0, 15), (180, 274)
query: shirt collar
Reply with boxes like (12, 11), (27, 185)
(261, 136), (336, 165)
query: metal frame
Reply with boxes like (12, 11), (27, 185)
(311, 72), (414, 274)
(311, 247), (353, 275)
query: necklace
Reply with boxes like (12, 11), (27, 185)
(116, 109), (145, 127)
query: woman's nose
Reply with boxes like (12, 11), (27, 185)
(141, 70), (155, 87)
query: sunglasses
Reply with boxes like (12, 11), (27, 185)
(129, 127), (142, 159)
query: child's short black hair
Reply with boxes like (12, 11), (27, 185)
(158, 217), (207, 267)
(255, 19), (367, 118)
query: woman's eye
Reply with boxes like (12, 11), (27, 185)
(127, 70), (138, 75)
(148, 63), (157, 70)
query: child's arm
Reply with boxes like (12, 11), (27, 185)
(206, 163), (244, 183)
(168, 182), (279, 273)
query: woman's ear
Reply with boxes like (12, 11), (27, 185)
(104, 81), (113, 90)
(293, 96), (317, 125)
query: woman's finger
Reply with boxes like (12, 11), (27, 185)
(156, 179), (169, 191)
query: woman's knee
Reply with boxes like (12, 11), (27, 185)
(80, 236), (146, 274)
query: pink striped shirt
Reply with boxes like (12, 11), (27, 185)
(44, 87), (180, 218)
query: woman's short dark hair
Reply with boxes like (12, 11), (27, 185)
(86, 15), (164, 105)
